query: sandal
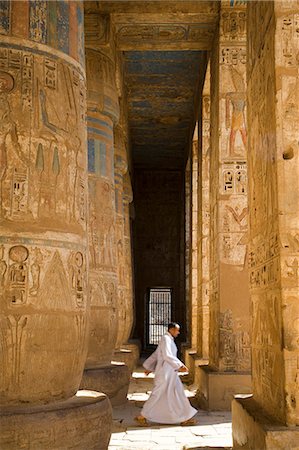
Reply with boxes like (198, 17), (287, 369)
(180, 418), (197, 426)
(134, 416), (148, 427)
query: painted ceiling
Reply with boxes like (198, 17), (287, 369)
(124, 51), (206, 169)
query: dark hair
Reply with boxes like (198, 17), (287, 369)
(168, 322), (180, 331)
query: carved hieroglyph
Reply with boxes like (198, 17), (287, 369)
(85, 13), (120, 367)
(197, 63), (211, 360)
(114, 123), (128, 350)
(187, 127), (199, 351)
(208, 3), (251, 372)
(0, 1), (88, 404)
(247, 0), (299, 426)
(123, 173), (134, 344)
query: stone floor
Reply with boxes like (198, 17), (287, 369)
(108, 367), (233, 450)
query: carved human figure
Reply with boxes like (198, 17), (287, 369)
(8, 246), (29, 305)
(0, 72), (27, 214)
(29, 248), (43, 296)
(225, 67), (247, 156)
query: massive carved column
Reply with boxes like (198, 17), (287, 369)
(198, 63), (211, 363)
(113, 135), (138, 371)
(80, 11), (130, 406)
(196, 1), (251, 411)
(184, 126), (199, 379)
(0, 2), (111, 448)
(232, 1), (299, 448)
(114, 124), (128, 351)
(112, 51), (139, 371)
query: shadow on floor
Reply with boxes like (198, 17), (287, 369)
(108, 366), (233, 450)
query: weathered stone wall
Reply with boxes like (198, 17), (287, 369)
(247, 0), (299, 426)
(0, 0), (88, 404)
(209, 2), (251, 373)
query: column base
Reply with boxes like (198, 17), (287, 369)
(123, 342), (140, 369)
(113, 346), (139, 372)
(232, 396), (299, 449)
(182, 347), (198, 384)
(0, 390), (112, 450)
(81, 363), (130, 406)
(195, 365), (252, 410)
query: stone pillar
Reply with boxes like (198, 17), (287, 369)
(232, 1), (299, 448)
(185, 156), (192, 336)
(114, 124), (128, 351)
(198, 62), (211, 363)
(0, 2), (111, 448)
(80, 11), (130, 406)
(123, 173), (136, 346)
(196, 1), (252, 411)
(186, 64), (212, 387)
(184, 126), (200, 379)
(113, 167), (139, 372)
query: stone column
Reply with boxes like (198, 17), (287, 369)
(185, 156), (192, 336)
(186, 63), (212, 387)
(123, 173), (136, 346)
(114, 124), (128, 352)
(0, 2), (111, 448)
(111, 51), (139, 372)
(184, 126), (200, 379)
(113, 164), (139, 372)
(232, 1), (299, 448)
(196, 1), (252, 411)
(80, 11), (130, 406)
(198, 62), (211, 363)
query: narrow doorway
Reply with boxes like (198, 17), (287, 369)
(146, 287), (172, 349)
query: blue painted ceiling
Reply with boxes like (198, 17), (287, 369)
(124, 51), (206, 169)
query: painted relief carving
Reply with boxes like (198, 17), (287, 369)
(280, 14), (299, 67)
(7, 314), (28, 387)
(29, 248), (43, 296)
(69, 251), (86, 307)
(7, 246), (29, 306)
(0, 50), (87, 231)
(221, 47), (246, 65)
(220, 309), (251, 371)
(222, 162), (247, 194)
(224, 67), (246, 158)
(116, 23), (216, 46)
(221, 10), (246, 41)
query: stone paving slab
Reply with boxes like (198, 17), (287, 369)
(109, 368), (233, 450)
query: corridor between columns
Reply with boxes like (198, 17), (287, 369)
(0, 1), (298, 450)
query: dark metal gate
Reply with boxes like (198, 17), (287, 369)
(146, 288), (172, 347)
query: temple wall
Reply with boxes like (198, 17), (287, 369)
(247, 0), (299, 425)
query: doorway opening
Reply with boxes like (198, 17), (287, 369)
(146, 287), (172, 348)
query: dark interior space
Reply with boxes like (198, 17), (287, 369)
(125, 50), (207, 350)
(132, 169), (185, 350)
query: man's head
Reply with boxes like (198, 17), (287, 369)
(168, 322), (180, 338)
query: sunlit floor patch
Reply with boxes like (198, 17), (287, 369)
(109, 366), (233, 449)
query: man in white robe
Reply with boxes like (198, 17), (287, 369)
(135, 322), (197, 426)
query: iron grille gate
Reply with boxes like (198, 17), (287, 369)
(146, 288), (172, 346)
